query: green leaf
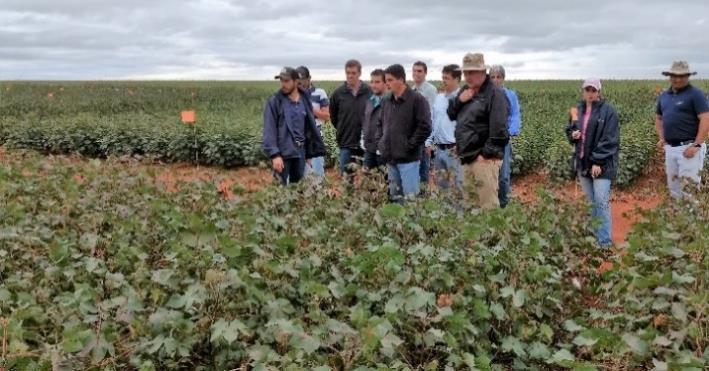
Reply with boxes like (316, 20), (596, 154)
(549, 349), (575, 364)
(462, 352), (477, 369)
(501, 336), (526, 357)
(572, 334), (598, 347)
(512, 289), (527, 308)
(291, 334), (320, 354)
(528, 342), (551, 360)
(500, 286), (515, 298)
(622, 333), (648, 356)
(671, 302), (688, 322)
(489, 302), (507, 320)
(652, 359), (668, 371)
(672, 271), (695, 284)
(564, 320), (584, 333)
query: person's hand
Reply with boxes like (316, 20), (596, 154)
(476, 154), (500, 164)
(656, 139), (666, 150)
(571, 130), (581, 140)
(683, 145), (700, 159)
(569, 107), (579, 121)
(591, 165), (602, 178)
(272, 156), (284, 173)
(306, 158), (312, 167)
(459, 88), (475, 103)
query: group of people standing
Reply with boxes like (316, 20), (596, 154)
(262, 54), (708, 248)
(263, 52), (521, 209)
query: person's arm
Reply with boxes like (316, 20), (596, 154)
(508, 90), (522, 136)
(314, 106), (330, 122)
(480, 89), (509, 159)
(410, 96), (433, 149)
(262, 98), (280, 158)
(361, 102), (371, 150)
(692, 93), (709, 145)
(447, 89), (464, 121)
(329, 89), (339, 129)
(695, 113), (709, 144)
(589, 107), (620, 169)
(314, 91), (331, 122)
(655, 98), (665, 148)
(566, 107), (580, 144)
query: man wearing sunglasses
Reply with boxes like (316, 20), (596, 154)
(655, 61), (709, 199)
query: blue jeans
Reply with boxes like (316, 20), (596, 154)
(419, 145), (431, 184)
(578, 173), (613, 247)
(498, 142), (512, 207)
(275, 148), (306, 186)
(388, 161), (421, 201)
(305, 156), (325, 177)
(434, 146), (462, 191)
(339, 147), (364, 175)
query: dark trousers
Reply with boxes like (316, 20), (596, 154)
(339, 147), (364, 175)
(275, 148), (306, 186)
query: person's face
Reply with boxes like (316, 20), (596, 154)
(463, 70), (486, 88)
(582, 86), (600, 102)
(370, 75), (386, 95)
(441, 72), (460, 93)
(412, 65), (426, 84)
(669, 74), (690, 90)
(345, 67), (361, 86)
(298, 77), (311, 89)
(280, 78), (296, 94)
(385, 74), (405, 94)
(490, 72), (505, 88)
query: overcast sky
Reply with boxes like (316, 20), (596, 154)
(1, 0), (708, 80)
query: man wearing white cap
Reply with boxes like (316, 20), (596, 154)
(655, 60), (709, 198)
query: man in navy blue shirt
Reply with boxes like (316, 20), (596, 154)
(655, 61), (709, 198)
(263, 67), (327, 186)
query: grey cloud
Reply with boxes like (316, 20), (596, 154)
(1, 0), (708, 79)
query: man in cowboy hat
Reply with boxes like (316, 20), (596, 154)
(447, 52), (509, 209)
(655, 60), (709, 198)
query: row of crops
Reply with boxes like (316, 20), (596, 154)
(3, 80), (702, 185)
(0, 149), (706, 370)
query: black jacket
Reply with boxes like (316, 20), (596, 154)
(447, 76), (509, 164)
(379, 87), (432, 164)
(362, 95), (385, 154)
(262, 87), (327, 160)
(330, 82), (372, 149)
(565, 100), (620, 180)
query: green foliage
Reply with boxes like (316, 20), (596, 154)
(0, 151), (705, 369)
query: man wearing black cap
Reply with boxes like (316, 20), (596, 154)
(296, 66), (330, 177)
(262, 67), (327, 186)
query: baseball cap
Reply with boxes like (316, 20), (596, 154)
(274, 67), (300, 81)
(582, 78), (602, 91)
(296, 66), (311, 79)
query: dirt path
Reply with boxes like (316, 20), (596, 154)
(2, 148), (667, 244)
(512, 157), (666, 244)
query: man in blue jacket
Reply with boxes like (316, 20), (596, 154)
(262, 67), (327, 186)
(490, 65), (522, 208)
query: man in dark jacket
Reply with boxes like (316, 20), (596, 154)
(362, 68), (387, 169)
(262, 67), (327, 186)
(447, 52), (509, 209)
(329, 59), (372, 176)
(380, 64), (432, 201)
